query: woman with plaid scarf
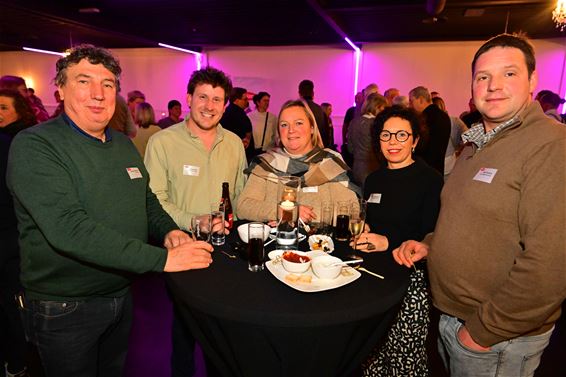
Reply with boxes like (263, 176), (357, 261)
(237, 99), (359, 224)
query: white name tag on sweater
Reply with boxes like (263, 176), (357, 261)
(183, 165), (200, 176)
(368, 193), (382, 203)
(302, 186), (318, 193)
(473, 167), (498, 183)
(126, 167), (142, 180)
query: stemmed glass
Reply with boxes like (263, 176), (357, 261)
(349, 199), (367, 251)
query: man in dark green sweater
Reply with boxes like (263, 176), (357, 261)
(6, 44), (213, 377)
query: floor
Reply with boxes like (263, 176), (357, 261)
(25, 273), (566, 376)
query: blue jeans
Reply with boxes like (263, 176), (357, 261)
(20, 293), (132, 377)
(438, 314), (553, 377)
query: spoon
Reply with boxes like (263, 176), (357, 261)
(220, 250), (237, 259)
(356, 266), (384, 279)
(345, 254), (384, 279)
(329, 259), (364, 267)
(298, 218), (311, 234)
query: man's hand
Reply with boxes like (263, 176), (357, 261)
(392, 240), (429, 268)
(164, 229), (192, 249)
(163, 241), (213, 272)
(457, 325), (491, 352)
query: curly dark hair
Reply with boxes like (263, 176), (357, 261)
(372, 106), (423, 161)
(54, 44), (122, 91)
(0, 88), (37, 126)
(186, 67), (232, 104)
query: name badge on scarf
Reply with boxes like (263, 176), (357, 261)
(368, 193), (382, 204)
(302, 186), (318, 193)
(473, 168), (497, 184)
(126, 167), (142, 180)
(183, 165), (200, 176)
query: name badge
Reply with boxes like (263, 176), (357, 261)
(368, 193), (382, 203)
(473, 167), (498, 184)
(126, 167), (142, 180)
(183, 165), (200, 176)
(302, 186), (318, 193)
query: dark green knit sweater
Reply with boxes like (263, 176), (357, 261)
(7, 116), (177, 300)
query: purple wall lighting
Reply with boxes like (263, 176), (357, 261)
(344, 37), (362, 102)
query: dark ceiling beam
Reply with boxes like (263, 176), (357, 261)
(306, 0), (350, 43)
(0, 1), (159, 49)
(325, 0), (548, 12)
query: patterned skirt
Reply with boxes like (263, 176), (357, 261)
(362, 269), (430, 377)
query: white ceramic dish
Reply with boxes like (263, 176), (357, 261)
(311, 255), (343, 279)
(237, 223), (271, 243)
(281, 251), (311, 273)
(307, 235), (335, 253)
(268, 249), (326, 261)
(266, 258), (361, 293)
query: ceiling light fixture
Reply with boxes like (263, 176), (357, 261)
(23, 47), (67, 57)
(344, 37), (362, 99)
(158, 43), (202, 69)
(553, 0), (566, 31)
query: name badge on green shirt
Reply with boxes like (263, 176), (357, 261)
(183, 165), (200, 176)
(126, 167), (142, 180)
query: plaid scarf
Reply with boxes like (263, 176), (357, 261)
(245, 146), (361, 196)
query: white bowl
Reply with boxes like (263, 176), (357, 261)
(311, 255), (343, 279)
(308, 235), (334, 253)
(237, 223), (271, 243)
(281, 251), (311, 273)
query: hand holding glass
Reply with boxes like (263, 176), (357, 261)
(191, 214), (212, 242)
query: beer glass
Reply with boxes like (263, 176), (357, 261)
(211, 203), (225, 246)
(334, 201), (351, 241)
(191, 214), (212, 242)
(320, 201), (334, 236)
(248, 222), (265, 272)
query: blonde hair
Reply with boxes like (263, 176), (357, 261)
(134, 102), (156, 129)
(276, 99), (322, 149)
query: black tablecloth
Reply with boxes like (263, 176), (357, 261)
(166, 222), (411, 377)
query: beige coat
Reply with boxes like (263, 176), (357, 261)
(237, 167), (357, 222)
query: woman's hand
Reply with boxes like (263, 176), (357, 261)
(351, 232), (388, 253)
(298, 205), (316, 223)
(392, 240), (429, 268)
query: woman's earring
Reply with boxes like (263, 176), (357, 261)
(411, 147), (415, 153)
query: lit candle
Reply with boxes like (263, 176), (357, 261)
(280, 200), (295, 210)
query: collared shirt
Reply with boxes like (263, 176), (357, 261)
(144, 121), (247, 230)
(461, 116), (518, 150)
(62, 112), (112, 142)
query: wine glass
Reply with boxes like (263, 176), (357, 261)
(191, 214), (212, 242)
(349, 199), (367, 251)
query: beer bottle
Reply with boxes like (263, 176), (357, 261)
(220, 182), (233, 230)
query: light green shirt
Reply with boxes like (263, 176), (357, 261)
(144, 121), (247, 230)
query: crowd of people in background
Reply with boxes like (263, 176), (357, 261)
(0, 32), (565, 377)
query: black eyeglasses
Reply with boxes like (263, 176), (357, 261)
(379, 130), (412, 142)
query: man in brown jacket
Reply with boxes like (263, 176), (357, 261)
(393, 33), (566, 377)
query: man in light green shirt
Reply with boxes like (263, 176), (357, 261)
(144, 66), (246, 377)
(144, 67), (247, 230)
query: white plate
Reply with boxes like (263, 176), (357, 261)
(266, 255), (361, 293)
(307, 235), (335, 253)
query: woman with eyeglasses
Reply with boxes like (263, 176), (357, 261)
(355, 106), (443, 377)
(237, 99), (359, 224)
